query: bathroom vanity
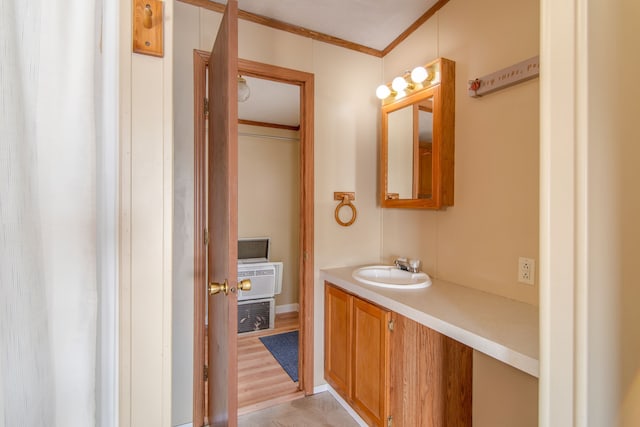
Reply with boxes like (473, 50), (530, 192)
(325, 282), (472, 427)
(322, 266), (539, 426)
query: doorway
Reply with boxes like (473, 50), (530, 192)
(192, 51), (315, 426)
(235, 76), (301, 414)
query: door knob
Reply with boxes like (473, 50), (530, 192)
(209, 279), (251, 295)
(209, 280), (229, 296)
(238, 279), (252, 291)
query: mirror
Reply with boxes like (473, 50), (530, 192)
(380, 58), (455, 209)
(386, 94), (435, 200)
(386, 103), (414, 199)
(417, 97), (434, 199)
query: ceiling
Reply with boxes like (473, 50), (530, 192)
(238, 76), (300, 128)
(220, 0), (441, 52)
(211, 0), (443, 129)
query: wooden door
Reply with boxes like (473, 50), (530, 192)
(193, 52), (316, 425)
(324, 283), (352, 399)
(207, 1), (239, 425)
(351, 297), (390, 427)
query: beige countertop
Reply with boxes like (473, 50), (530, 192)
(321, 265), (539, 377)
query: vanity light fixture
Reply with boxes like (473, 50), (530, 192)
(375, 64), (438, 101)
(391, 76), (410, 99)
(392, 76), (410, 92)
(410, 66), (429, 84)
(375, 84), (392, 100)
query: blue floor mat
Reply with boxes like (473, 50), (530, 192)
(258, 330), (298, 382)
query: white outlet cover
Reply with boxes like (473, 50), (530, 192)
(518, 257), (535, 285)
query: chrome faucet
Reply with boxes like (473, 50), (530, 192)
(394, 257), (421, 273)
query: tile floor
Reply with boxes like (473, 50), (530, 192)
(237, 392), (360, 427)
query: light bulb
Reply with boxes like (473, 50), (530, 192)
(238, 76), (250, 102)
(376, 84), (391, 100)
(391, 76), (408, 92)
(410, 66), (428, 83)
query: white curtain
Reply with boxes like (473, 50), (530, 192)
(1, 0), (112, 425)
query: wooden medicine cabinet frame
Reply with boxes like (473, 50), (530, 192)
(380, 57), (455, 209)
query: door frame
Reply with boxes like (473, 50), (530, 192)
(193, 50), (315, 426)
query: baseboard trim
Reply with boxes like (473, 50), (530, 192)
(313, 384), (328, 394)
(325, 384), (368, 427)
(275, 303), (299, 314)
(174, 423), (192, 427)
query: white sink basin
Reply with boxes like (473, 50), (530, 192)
(352, 265), (432, 289)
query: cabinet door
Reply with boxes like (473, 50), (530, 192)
(324, 283), (352, 399)
(351, 297), (390, 427)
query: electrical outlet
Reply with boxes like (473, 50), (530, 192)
(518, 257), (535, 285)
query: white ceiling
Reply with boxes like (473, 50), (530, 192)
(218, 0), (440, 51)
(238, 76), (300, 127)
(222, 0), (441, 128)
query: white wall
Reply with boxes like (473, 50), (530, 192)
(540, 0), (640, 425)
(237, 125), (300, 308)
(172, 3), (199, 424)
(119, 0), (173, 426)
(473, 352), (539, 425)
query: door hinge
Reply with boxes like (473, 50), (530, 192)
(204, 97), (209, 117)
(388, 319), (394, 331)
(387, 415), (393, 427)
(203, 364), (209, 382)
(204, 228), (209, 246)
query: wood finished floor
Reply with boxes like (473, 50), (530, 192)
(237, 311), (303, 415)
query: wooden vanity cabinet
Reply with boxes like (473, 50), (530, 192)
(325, 282), (472, 427)
(324, 284), (353, 397)
(325, 283), (390, 426)
(351, 295), (391, 426)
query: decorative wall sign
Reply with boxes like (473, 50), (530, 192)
(468, 55), (539, 98)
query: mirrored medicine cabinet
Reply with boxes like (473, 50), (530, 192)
(380, 58), (455, 209)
